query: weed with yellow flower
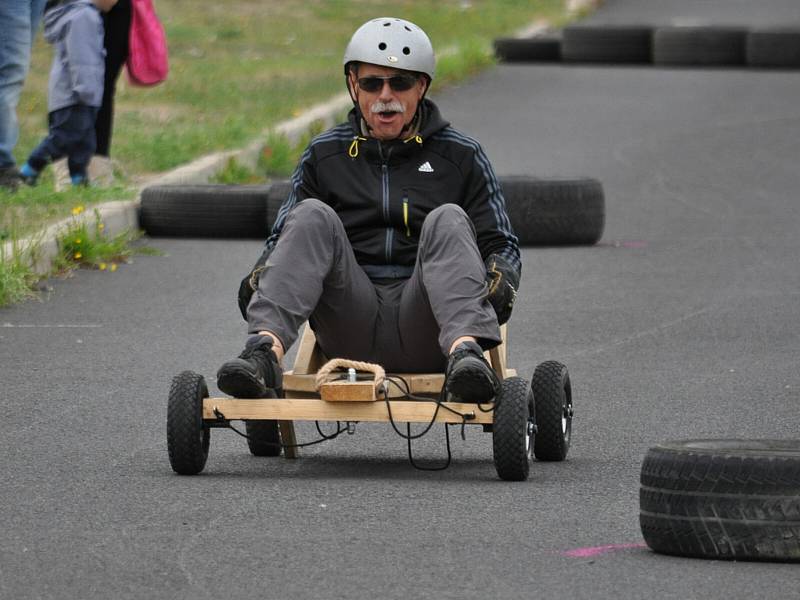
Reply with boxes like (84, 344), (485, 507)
(55, 207), (158, 272)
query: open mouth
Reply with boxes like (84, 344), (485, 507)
(377, 111), (401, 123)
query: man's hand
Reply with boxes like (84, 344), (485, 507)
(485, 254), (520, 325)
(238, 248), (271, 320)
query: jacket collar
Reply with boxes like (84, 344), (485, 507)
(346, 99), (450, 162)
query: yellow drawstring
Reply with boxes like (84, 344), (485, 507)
(404, 134), (423, 146)
(348, 136), (367, 158)
(403, 198), (410, 237)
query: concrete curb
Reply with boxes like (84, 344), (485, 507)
(2, 200), (140, 276)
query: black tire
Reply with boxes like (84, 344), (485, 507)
(140, 184), (270, 238)
(167, 371), (210, 475)
(499, 176), (604, 246)
(562, 25), (653, 64)
(494, 36), (561, 63)
(531, 361), (572, 461)
(245, 389), (281, 456)
(640, 439), (800, 562)
(492, 376), (534, 481)
(746, 28), (800, 68)
(652, 26), (747, 66)
(266, 179), (293, 233)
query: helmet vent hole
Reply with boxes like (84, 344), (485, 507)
(404, 26), (412, 31)
(378, 42), (387, 50)
(383, 22), (391, 27)
(402, 47), (411, 55)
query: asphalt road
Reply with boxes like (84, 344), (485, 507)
(2, 1), (799, 598)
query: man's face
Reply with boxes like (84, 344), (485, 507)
(348, 64), (427, 141)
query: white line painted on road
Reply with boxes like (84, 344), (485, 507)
(1, 323), (103, 328)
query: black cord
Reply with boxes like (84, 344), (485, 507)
(213, 407), (351, 449)
(211, 368), (498, 470)
(382, 375), (486, 471)
(405, 422), (453, 471)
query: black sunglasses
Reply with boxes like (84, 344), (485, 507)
(357, 75), (418, 93)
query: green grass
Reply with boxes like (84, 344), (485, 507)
(0, 237), (41, 306)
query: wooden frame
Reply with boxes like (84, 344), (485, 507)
(202, 324), (512, 458)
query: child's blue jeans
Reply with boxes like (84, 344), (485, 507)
(27, 105), (99, 178)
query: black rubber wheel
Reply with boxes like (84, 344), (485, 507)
(492, 376), (534, 481)
(746, 28), (800, 68)
(266, 179), (293, 233)
(562, 25), (652, 64)
(494, 36), (561, 63)
(499, 176), (604, 246)
(245, 389), (281, 456)
(652, 26), (747, 66)
(531, 361), (572, 461)
(640, 439), (800, 562)
(167, 371), (210, 475)
(140, 184), (270, 238)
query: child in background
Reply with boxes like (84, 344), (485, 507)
(20, 0), (118, 186)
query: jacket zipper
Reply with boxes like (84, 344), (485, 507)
(402, 192), (410, 237)
(381, 162), (394, 263)
(379, 144), (393, 264)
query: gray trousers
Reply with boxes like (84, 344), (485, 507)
(247, 199), (501, 372)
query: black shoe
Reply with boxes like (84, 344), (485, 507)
(0, 166), (22, 192)
(445, 341), (501, 403)
(217, 335), (282, 398)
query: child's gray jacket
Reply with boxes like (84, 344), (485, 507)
(43, 0), (105, 111)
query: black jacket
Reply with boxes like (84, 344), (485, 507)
(267, 99), (521, 279)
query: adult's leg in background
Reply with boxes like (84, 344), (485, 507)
(0, 0), (46, 169)
(95, 0), (131, 157)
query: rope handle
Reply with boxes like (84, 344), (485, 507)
(314, 358), (386, 393)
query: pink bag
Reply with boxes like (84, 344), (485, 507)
(126, 0), (169, 86)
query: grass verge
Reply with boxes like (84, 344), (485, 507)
(0, 237), (41, 306)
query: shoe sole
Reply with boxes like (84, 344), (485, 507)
(447, 359), (499, 403)
(217, 364), (268, 399)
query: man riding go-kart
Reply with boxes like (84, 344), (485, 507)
(216, 17), (521, 407)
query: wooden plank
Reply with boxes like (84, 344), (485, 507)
(285, 372), (444, 398)
(487, 324), (508, 380)
(319, 381), (377, 402)
(203, 397), (494, 424)
(291, 325), (326, 375)
(278, 421), (298, 459)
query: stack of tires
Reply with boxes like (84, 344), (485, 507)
(139, 176), (605, 247)
(495, 25), (800, 69)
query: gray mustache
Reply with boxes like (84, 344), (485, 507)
(371, 101), (405, 113)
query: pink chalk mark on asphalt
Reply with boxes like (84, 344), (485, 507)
(561, 543), (648, 558)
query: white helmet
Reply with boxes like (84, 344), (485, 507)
(343, 17), (435, 80)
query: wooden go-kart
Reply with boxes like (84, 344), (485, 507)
(167, 325), (573, 480)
